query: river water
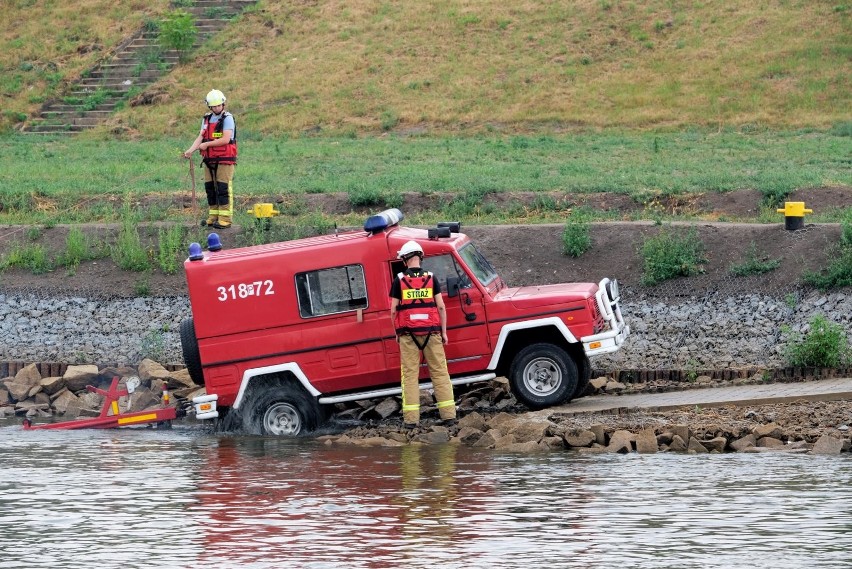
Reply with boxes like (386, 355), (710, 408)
(1, 422), (850, 569)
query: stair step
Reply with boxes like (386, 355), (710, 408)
(40, 109), (114, 117)
(25, 123), (93, 133)
(23, 0), (258, 134)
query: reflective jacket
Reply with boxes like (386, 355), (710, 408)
(394, 271), (441, 335)
(201, 111), (237, 165)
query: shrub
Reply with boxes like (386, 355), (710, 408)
(159, 10), (197, 57)
(562, 216), (591, 257)
(802, 212), (852, 289)
(157, 224), (185, 275)
(783, 315), (852, 368)
(640, 226), (706, 285)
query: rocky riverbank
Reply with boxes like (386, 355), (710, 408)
(4, 360), (849, 455)
(0, 288), (850, 372)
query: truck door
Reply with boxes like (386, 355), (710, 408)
(295, 263), (396, 393)
(421, 254), (491, 376)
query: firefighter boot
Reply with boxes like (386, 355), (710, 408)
(213, 215), (232, 229)
(202, 212), (218, 227)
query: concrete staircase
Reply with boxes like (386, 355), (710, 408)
(23, 0), (257, 134)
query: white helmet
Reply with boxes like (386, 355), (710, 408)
(397, 240), (423, 260)
(205, 89), (226, 106)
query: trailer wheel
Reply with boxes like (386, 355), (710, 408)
(243, 384), (323, 437)
(509, 343), (578, 410)
(180, 318), (205, 386)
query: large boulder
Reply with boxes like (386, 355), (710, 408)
(635, 429), (659, 454)
(39, 376), (66, 396)
(63, 365), (100, 392)
(811, 435), (844, 455)
(3, 364), (43, 402)
(508, 419), (554, 444)
(52, 389), (81, 415)
(137, 359), (171, 385)
(167, 368), (197, 389)
(15, 363), (42, 386)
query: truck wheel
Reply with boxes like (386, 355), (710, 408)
(179, 318), (205, 386)
(243, 384), (323, 437)
(509, 343), (578, 410)
(572, 354), (592, 399)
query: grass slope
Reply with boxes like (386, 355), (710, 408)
(2, 1), (850, 135)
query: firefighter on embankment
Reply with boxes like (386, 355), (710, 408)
(389, 241), (457, 428)
(183, 89), (237, 229)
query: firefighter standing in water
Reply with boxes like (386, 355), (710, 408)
(389, 241), (457, 427)
(183, 89), (237, 229)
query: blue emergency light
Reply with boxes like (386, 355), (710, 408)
(364, 208), (404, 234)
(188, 242), (204, 261)
(207, 233), (223, 252)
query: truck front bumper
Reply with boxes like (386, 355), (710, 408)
(581, 278), (630, 356)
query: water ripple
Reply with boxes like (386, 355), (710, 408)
(0, 425), (850, 568)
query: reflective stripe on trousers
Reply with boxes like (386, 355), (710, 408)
(399, 333), (456, 423)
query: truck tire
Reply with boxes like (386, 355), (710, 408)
(509, 343), (578, 410)
(243, 383), (323, 437)
(572, 354), (592, 399)
(179, 318), (205, 386)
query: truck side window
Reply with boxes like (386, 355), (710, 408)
(295, 264), (368, 318)
(421, 254), (471, 292)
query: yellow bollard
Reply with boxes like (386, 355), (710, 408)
(777, 201), (813, 231)
(246, 203), (280, 230)
(246, 203), (280, 218)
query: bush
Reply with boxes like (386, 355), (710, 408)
(783, 315), (852, 367)
(159, 10), (197, 56)
(157, 224), (185, 275)
(640, 226), (706, 285)
(802, 212), (852, 289)
(562, 216), (591, 257)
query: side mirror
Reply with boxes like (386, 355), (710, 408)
(446, 276), (460, 298)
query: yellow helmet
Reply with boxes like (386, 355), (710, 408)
(205, 89), (226, 106)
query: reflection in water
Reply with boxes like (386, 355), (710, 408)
(0, 423), (851, 569)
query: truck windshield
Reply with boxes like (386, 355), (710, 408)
(458, 243), (498, 286)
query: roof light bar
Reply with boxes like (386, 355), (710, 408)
(364, 208), (404, 234)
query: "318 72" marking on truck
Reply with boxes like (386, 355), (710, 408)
(217, 280), (275, 301)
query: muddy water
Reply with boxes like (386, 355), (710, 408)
(1, 423), (850, 569)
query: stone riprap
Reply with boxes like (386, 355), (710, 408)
(4, 361), (848, 455)
(0, 290), (848, 369)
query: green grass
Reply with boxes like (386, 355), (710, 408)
(2, 1), (849, 135)
(729, 241), (781, 277)
(0, 129), (849, 225)
(59, 226), (104, 275)
(0, 242), (53, 274)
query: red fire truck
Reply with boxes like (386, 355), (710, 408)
(181, 209), (629, 436)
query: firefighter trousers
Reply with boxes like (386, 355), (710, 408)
(399, 333), (456, 424)
(203, 163), (234, 222)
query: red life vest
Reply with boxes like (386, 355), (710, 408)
(201, 111), (237, 165)
(395, 271), (441, 335)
